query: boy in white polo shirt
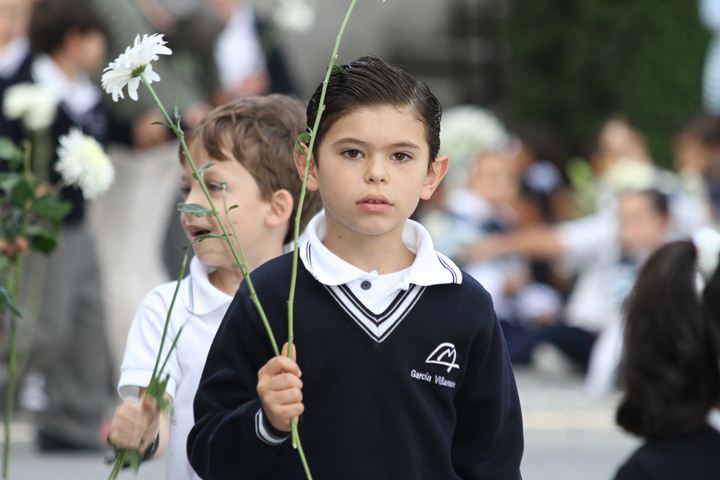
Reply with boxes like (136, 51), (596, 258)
(188, 56), (523, 479)
(107, 95), (322, 480)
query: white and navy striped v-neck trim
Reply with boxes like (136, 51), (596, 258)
(325, 283), (427, 343)
(299, 213), (461, 343)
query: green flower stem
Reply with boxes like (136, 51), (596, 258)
(141, 78), (280, 357)
(285, 0), (358, 471)
(2, 258), (21, 479)
(107, 250), (189, 480)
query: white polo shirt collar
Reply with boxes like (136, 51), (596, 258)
(300, 212), (462, 289)
(184, 256), (233, 316)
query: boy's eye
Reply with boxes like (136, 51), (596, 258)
(391, 152), (412, 162)
(207, 182), (225, 192)
(180, 185), (191, 197)
(342, 149), (363, 159)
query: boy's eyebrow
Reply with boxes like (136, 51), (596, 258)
(333, 137), (422, 150)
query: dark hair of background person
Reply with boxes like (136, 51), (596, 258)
(617, 241), (720, 437)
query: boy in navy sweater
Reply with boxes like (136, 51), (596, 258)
(188, 55), (524, 479)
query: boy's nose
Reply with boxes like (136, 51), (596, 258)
(364, 156), (388, 184)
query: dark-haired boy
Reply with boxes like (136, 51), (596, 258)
(188, 56), (524, 479)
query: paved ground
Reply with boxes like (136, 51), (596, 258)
(0, 369), (638, 480)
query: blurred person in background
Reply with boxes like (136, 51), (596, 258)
(613, 233), (720, 479)
(674, 113), (720, 221)
(462, 117), (706, 390)
(0, 0), (31, 86)
(0, 0), (117, 451)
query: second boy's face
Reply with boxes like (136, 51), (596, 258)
(305, 105), (447, 244)
(180, 144), (272, 270)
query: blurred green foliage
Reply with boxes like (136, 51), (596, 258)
(505, 0), (710, 167)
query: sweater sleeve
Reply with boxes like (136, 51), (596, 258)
(187, 288), (289, 479)
(451, 296), (524, 479)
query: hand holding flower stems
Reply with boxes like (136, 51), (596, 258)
(107, 251), (189, 480)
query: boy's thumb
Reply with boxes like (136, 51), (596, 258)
(280, 342), (297, 361)
(142, 396), (157, 412)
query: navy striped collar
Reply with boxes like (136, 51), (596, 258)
(299, 212), (462, 288)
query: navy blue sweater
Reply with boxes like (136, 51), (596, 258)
(188, 252), (524, 479)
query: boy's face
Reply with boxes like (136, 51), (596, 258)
(618, 192), (669, 259)
(180, 143), (274, 270)
(71, 30), (107, 73)
(303, 105), (447, 243)
(467, 153), (519, 207)
(0, 0), (27, 47)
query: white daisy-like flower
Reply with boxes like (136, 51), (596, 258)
(693, 227), (720, 280)
(101, 33), (172, 102)
(273, 0), (315, 33)
(2, 83), (58, 130)
(55, 128), (114, 200)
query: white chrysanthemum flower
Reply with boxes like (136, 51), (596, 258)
(101, 33), (172, 102)
(2, 83), (58, 130)
(440, 105), (509, 191)
(601, 157), (658, 193)
(693, 227), (720, 280)
(55, 128), (114, 200)
(273, 0), (315, 33)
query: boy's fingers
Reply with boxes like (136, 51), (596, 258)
(265, 387), (303, 406)
(262, 372), (303, 392)
(259, 355), (301, 378)
(280, 342), (298, 362)
(142, 395), (157, 411)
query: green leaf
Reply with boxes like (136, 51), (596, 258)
(126, 450), (143, 473)
(294, 132), (312, 153)
(196, 162), (215, 179)
(176, 202), (213, 218)
(24, 224), (59, 254)
(30, 195), (72, 222)
(331, 63), (344, 75)
(9, 177), (33, 207)
(0, 175), (19, 195)
(0, 137), (21, 163)
(150, 121), (166, 127)
(0, 284), (22, 318)
(227, 205), (239, 212)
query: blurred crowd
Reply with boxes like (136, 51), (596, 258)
(419, 108), (720, 396)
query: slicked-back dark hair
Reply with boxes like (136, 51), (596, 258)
(306, 55), (442, 164)
(29, 0), (107, 55)
(616, 240), (720, 437)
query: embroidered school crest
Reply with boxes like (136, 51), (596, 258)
(425, 342), (460, 372)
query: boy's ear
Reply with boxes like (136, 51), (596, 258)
(265, 189), (294, 228)
(420, 155), (449, 200)
(295, 151), (319, 192)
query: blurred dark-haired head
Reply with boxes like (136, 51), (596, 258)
(616, 240), (720, 437)
(29, 0), (107, 64)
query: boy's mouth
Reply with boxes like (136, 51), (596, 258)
(357, 194), (392, 211)
(186, 226), (213, 238)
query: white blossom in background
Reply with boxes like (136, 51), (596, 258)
(693, 227), (720, 280)
(273, 0), (315, 33)
(101, 33), (172, 102)
(440, 105), (509, 191)
(2, 83), (58, 131)
(55, 128), (114, 200)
